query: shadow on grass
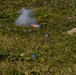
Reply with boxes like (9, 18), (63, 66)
(0, 54), (10, 62)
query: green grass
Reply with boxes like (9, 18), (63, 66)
(0, 0), (76, 75)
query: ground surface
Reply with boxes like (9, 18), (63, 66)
(0, 0), (76, 75)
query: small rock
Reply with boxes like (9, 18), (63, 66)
(45, 33), (50, 37)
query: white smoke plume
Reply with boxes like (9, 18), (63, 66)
(14, 8), (37, 26)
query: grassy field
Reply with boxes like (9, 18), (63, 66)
(0, 0), (76, 75)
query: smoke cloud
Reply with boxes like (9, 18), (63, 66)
(14, 8), (37, 26)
